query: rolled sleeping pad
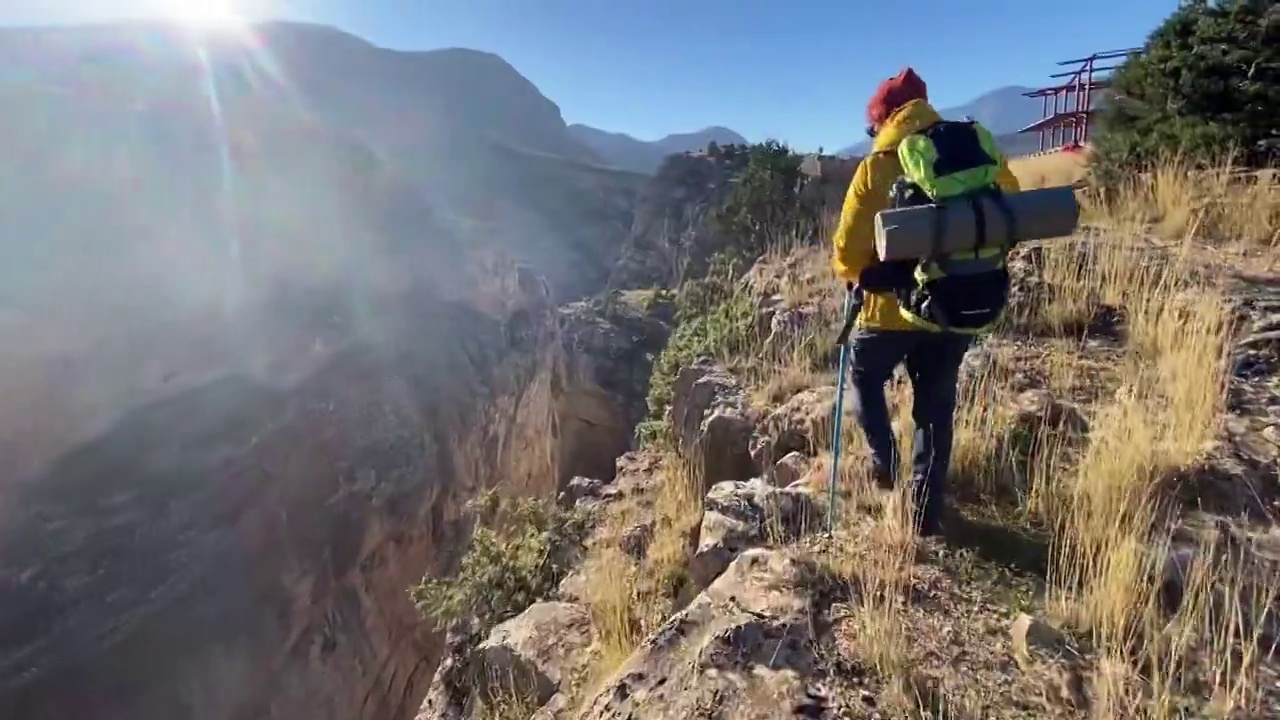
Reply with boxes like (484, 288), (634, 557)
(874, 185), (1081, 262)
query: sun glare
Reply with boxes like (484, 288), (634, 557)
(164, 0), (245, 28)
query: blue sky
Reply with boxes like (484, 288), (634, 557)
(2, 0), (1177, 151)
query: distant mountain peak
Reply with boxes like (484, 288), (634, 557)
(570, 125), (749, 174)
(837, 84), (1053, 157)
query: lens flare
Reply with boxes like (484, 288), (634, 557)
(162, 0), (245, 28)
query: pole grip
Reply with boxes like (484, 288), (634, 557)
(835, 284), (863, 349)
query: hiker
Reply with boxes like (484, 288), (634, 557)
(830, 67), (1021, 536)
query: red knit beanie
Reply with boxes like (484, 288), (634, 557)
(866, 68), (929, 127)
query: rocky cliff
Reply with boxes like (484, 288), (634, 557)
(0, 280), (565, 720)
(0, 20), (659, 720)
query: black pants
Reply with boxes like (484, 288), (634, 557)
(849, 329), (971, 533)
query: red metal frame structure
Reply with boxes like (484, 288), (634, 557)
(1019, 48), (1142, 152)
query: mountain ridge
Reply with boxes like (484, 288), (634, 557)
(568, 123), (748, 174)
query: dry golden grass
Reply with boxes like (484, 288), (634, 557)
(578, 444), (705, 695)
(1009, 149), (1091, 190)
(743, 243), (844, 409)
(573, 154), (1275, 718)
(472, 668), (545, 720)
(1030, 239), (1258, 718)
(835, 484), (917, 677)
(829, 155), (1275, 717)
(1007, 163), (1268, 717)
(1082, 156), (1280, 248)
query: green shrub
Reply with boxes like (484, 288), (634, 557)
(646, 259), (756, 417)
(711, 139), (819, 260)
(410, 490), (589, 635)
(634, 418), (673, 449)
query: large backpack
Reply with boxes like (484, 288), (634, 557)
(862, 119), (1017, 334)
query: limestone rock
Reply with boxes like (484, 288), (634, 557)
(772, 451), (810, 488)
(559, 297), (672, 484)
(690, 478), (819, 587)
(471, 602), (593, 710)
(557, 571), (589, 605)
(750, 386), (836, 472)
(563, 476), (606, 506)
(670, 359), (759, 487)
(576, 549), (831, 720)
(764, 304), (819, 354)
(619, 520), (655, 560)
(1011, 389), (1088, 438)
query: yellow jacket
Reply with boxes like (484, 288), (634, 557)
(831, 99), (1021, 331)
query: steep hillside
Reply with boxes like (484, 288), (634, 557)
(412, 160), (1280, 720)
(568, 124), (748, 174)
(0, 20), (658, 720)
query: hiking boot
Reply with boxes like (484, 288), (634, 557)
(916, 514), (945, 538)
(913, 504), (950, 538)
(871, 464), (895, 491)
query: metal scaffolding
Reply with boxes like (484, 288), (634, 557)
(1019, 48), (1142, 153)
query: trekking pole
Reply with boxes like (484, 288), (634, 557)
(826, 283), (863, 537)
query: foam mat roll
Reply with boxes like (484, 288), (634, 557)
(874, 185), (1080, 262)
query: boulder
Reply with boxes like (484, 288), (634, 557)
(562, 476), (606, 506)
(1008, 614), (1088, 712)
(750, 386), (836, 471)
(772, 451), (810, 488)
(670, 359), (759, 487)
(764, 303), (819, 354)
(470, 602), (593, 710)
(1012, 389), (1088, 436)
(576, 549), (832, 720)
(690, 478), (819, 587)
(619, 520), (655, 560)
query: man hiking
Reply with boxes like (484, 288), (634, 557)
(830, 67), (1021, 536)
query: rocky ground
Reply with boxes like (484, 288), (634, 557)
(415, 230), (1280, 720)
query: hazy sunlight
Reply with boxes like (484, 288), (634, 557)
(162, 0), (245, 28)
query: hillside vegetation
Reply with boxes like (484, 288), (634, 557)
(412, 3), (1280, 718)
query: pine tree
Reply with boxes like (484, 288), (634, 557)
(1093, 0), (1278, 182)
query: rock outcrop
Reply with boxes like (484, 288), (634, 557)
(669, 359), (760, 488)
(577, 549), (831, 720)
(558, 295), (671, 483)
(468, 601), (594, 710)
(691, 478), (820, 588)
(750, 387), (836, 475)
(608, 151), (743, 290)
